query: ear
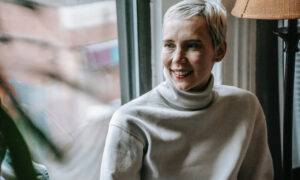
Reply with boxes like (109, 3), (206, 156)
(215, 41), (227, 62)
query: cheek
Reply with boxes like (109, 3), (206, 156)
(190, 51), (213, 63)
(186, 53), (202, 65)
(161, 52), (171, 67)
(188, 54), (214, 71)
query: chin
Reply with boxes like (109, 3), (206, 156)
(175, 84), (191, 91)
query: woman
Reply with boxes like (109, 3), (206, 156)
(100, 0), (273, 179)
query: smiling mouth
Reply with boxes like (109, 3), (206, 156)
(172, 70), (193, 79)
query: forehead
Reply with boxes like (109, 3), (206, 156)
(162, 16), (210, 40)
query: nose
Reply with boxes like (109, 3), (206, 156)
(172, 47), (187, 64)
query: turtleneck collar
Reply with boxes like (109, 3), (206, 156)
(157, 70), (215, 111)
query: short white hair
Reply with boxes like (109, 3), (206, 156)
(164, 0), (227, 49)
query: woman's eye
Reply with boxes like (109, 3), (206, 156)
(164, 43), (175, 49)
(186, 43), (201, 49)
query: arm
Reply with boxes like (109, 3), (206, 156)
(100, 124), (144, 180)
(238, 106), (274, 180)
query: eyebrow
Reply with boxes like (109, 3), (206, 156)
(183, 39), (202, 43)
(162, 39), (202, 43)
(162, 39), (174, 43)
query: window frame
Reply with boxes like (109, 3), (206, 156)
(116, 0), (152, 104)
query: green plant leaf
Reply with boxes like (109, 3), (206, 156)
(0, 106), (37, 180)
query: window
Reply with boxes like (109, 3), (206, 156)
(0, 1), (120, 179)
(278, 19), (300, 174)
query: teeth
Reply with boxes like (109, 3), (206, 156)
(174, 71), (190, 76)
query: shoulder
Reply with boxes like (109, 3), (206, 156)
(109, 87), (162, 140)
(214, 85), (258, 100)
(214, 85), (253, 96)
(213, 85), (261, 110)
(118, 86), (163, 114)
(213, 85), (265, 128)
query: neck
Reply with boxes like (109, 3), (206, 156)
(157, 73), (215, 110)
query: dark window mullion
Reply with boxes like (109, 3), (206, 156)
(116, 0), (152, 104)
(136, 0), (152, 95)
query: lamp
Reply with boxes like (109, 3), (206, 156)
(231, 0), (300, 179)
(232, 0), (300, 19)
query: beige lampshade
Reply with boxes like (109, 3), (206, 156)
(231, 0), (300, 19)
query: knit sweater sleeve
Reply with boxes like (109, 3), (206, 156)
(100, 112), (145, 180)
(238, 103), (274, 180)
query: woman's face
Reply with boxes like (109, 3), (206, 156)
(161, 15), (226, 92)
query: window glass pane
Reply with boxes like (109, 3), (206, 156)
(292, 19), (300, 168)
(0, 0), (120, 179)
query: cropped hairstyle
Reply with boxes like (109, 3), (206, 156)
(164, 0), (227, 49)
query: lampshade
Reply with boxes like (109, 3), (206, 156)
(231, 0), (300, 19)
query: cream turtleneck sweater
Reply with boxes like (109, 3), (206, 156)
(100, 75), (273, 180)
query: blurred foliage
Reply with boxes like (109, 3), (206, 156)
(0, 105), (37, 179)
(0, 68), (62, 179)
